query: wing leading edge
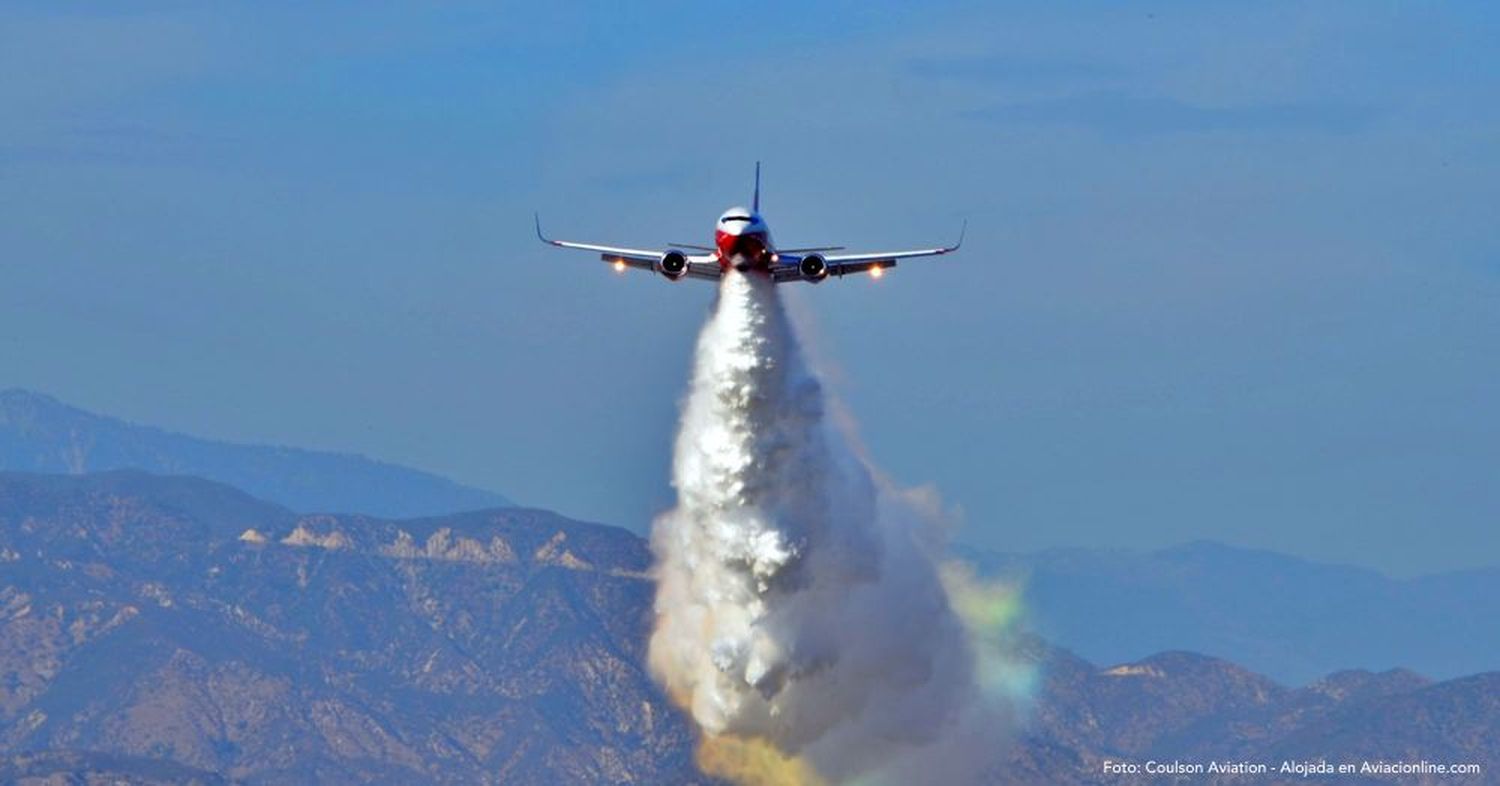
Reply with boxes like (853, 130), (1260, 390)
(770, 220), (966, 282)
(535, 214), (962, 285)
(535, 214), (719, 278)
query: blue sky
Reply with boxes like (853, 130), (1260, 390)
(2, 1), (1496, 575)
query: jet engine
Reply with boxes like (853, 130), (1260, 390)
(658, 250), (689, 281)
(799, 253), (829, 283)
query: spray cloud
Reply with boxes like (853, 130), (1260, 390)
(649, 272), (1026, 784)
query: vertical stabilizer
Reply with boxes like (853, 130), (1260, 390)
(753, 161), (761, 213)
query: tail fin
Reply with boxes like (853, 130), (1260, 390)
(753, 161), (761, 213)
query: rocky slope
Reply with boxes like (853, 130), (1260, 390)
(997, 647), (1495, 785)
(1, 471), (1494, 785)
(0, 471), (695, 784)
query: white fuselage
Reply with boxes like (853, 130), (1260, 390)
(713, 207), (776, 271)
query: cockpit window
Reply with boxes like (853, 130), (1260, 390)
(722, 215), (752, 222)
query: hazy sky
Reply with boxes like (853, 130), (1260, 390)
(2, 2), (1496, 575)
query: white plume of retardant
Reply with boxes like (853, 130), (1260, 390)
(648, 271), (1000, 783)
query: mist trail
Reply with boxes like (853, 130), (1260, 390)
(648, 271), (1022, 784)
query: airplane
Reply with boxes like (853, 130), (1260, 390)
(535, 164), (963, 284)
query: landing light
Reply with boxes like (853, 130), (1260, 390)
(614, 259), (627, 273)
(869, 266), (884, 279)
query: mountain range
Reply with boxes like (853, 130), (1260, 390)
(0, 470), (694, 784)
(0, 389), (510, 518)
(962, 542), (1500, 685)
(1, 471), (1495, 785)
(4, 389), (1497, 684)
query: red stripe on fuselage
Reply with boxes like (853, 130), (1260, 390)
(715, 229), (772, 270)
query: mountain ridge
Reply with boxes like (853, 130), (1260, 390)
(1, 470), (1495, 784)
(959, 538), (1500, 684)
(0, 470), (694, 784)
(0, 388), (511, 518)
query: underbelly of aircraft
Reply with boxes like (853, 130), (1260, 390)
(717, 234), (771, 270)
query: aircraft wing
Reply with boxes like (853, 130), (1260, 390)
(536, 214), (720, 280)
(771, 221), (965, 282)
(681, 262), (725, 281)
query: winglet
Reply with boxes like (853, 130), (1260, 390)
(753, 161), (761, 214)
(534, 212), (554, 246)
(950, 219), (967, 251)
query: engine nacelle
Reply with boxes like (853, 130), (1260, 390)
(658, 250), (689, 281)
(799, 253), (829, 283)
